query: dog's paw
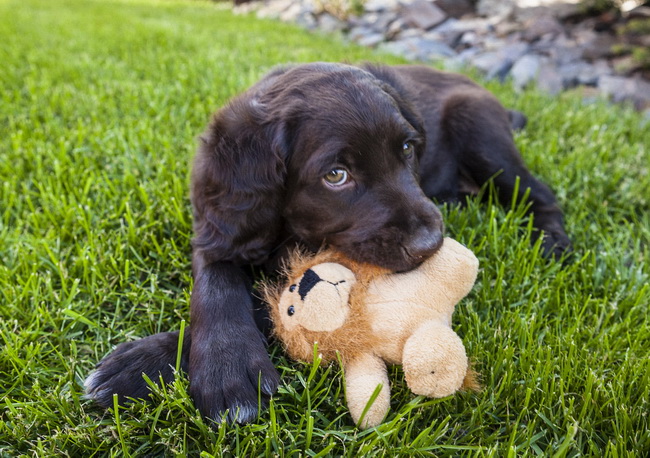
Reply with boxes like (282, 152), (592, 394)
(84, 330), (187, 407)
(539, 229), (572, 260)
(189, 327), (280, 424)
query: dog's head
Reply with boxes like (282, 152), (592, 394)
(193, 63), (443, 271)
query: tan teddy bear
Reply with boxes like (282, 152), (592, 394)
(265, 237), (480, 428)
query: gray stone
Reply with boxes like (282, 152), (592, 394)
(256, 0), (293, 19)
(444, 47), (480, 71)
(510, 54), (541, 89)
(434, 16), (496, 34)
(386, 17), (408, 39)
(434, 0), (474, 19)
(378, 40), (419, 61)
(416, 37), (457, 59)
(378, 36), (455, 61)
(357, 32), (385, 47)
(546, 42), (583, 66)
(470, 51), (512, 79)
(318, 13), (346, 33)
(423, 25), (463, 48)
(476, 0), (515, 18)
(293, 11), (317, 29)
(279, 2), (313, 22)
(628, 5), (650, 19)
(469, 41), (529, 81)
(364, 0), (400, 13)
(459, 30), (479, 47)
(349, 26), (376, 42)
(362, 11), (396, 33)
(401, 0), (447, 30)
(580, 33), (617, 60)
(499, 41), (530, 61)
(557, 61), (612, 88)
(514, 2), (581, 22)
(522, 16), (564, 42)
(537, 65), (564, 94)
(598, 76), (650, 110)
(245, 0), (650, 113)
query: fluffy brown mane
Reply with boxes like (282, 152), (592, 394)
(262, 249), (389, 364)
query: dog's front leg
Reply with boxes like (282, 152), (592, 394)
(188, 259), (280, 423)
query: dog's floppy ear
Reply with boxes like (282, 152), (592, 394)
(361, 64), (426, 138)
(191, 93), (290, 265)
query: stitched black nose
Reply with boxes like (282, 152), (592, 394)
(299, 268), (321, 300)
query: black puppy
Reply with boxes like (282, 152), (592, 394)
(85, 63), (570, 423)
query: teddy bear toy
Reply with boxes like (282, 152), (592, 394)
(265, 237), (480, 428)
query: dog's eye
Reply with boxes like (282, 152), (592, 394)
(287, 305), (295, 316)
(289, 284), (296, 293)
(323, 169), (348, 187)
(403, 141), (415, 157)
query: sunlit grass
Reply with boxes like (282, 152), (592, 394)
(1, 0), (648, 455)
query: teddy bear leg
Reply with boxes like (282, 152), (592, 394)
(344, 353), (390, 429)
(402, 322), (468, 398)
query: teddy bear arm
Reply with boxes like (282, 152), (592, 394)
(344, 353), (390, 429)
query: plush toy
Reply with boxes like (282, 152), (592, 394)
(264, 237), (480, 428)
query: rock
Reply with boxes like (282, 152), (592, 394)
(627, 6), (650, 20)
(364, 0), (400, 13)
(537, 64), (564, 94)
(598, 75), (650, 110)
(545, 40), (583, 66)
(360, 11), (396, 33)
(611, 55), (639, 75)
(459, 30), (479, 47)
(279, 2), (314, 23)
(349, 26), (376, 42)
(558, 61), (611, 88)
(416, 37), (457, 59)
(243, 0), (650, 113)
(386, 17), (408, 39)
(510, 54), (541, 89)
(379, 36), (455, 61)
(476, 0), (515, 19)
(294, 11), (317, 29)
(357, 32), (385, 47)
(435, 16), (497, 34)
(318, 13), (346, 33)
(256, 0), (293, 20)
(400, 0), (447, 30)
(469, 41), (529, 81)
(522, 16), (564, 42)
(434, 0), (474, 19)
(514, 2), (581, 22)
(470, 51), (513, 80)
(580, 33), (618, 60)
(425, 20), (464, 48)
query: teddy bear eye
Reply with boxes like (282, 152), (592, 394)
(287, 305), (295, 316)
(289, 284), (296, 293)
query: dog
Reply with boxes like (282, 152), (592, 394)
(85, 62), (570, 423)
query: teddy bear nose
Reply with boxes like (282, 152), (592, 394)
(299, 268), (322, 300)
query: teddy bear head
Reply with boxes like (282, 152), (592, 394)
(265, 251), (387, 364)
(276, 261), (357, 333)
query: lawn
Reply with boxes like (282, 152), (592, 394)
(1, 0), (648, 455)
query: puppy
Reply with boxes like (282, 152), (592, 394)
(85, 63), (570, 423)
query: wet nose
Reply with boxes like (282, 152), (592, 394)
(406, 227), (443, 262)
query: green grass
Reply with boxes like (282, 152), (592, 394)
(1, 0), (649, 455)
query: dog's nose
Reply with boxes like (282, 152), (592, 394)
(406, 229), (443, 262)
(298, 268), (322, 300)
